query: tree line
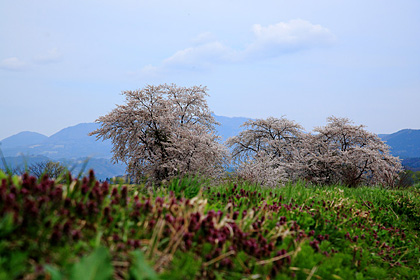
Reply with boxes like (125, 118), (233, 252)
(90, 84), (404, 188)
(2, 160), (68, 180)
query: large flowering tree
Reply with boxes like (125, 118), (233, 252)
(303, 116), (402, 187)
(226, 117), (305, 187)
(227, 116), (402, 187)
(90, 84), (229, 182)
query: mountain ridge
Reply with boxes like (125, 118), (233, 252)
(1, 118), (419, 160)
(1, 116), (419, 177)
(378, 129), (420, 158)
(1, 122), (113, 159)
(0, 131), (48, 149)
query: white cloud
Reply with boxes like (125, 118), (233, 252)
(245, 19), (336, 59)
(138, 64), (160, 76)
(0, 48), (62, 72)
(34, 48), (62, 64)
(0, 57), (27, 71)
(141, 19), (335, 74)
(140, 41), (236, 75)
(191, 32), (217, 44)
(163, 41), (236, 68)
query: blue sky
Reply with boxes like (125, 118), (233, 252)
(1, 0), (419, 140)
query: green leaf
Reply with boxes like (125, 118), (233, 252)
(160, 251), (201, 280)
(44, 265), (63, 280)
(129, 250), (158, 280)
(0, 213), (15, 238)
(0, 169), (6, 179)
(92, 230), (103, 248)
(71, 246), (113, 280)
(11, 175), (21, 188)
(0, 251), (28, 279)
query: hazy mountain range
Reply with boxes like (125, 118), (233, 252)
(1, 115), (419, 178)
(0, 115), (250, 179)
(378, 130), (420, 159)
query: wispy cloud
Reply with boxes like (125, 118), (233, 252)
(34, 48), (62, 64)
(0, 57), (28, 71)
(0, 48), (62, 72)
(191, 32), (217, 45)
(141, 19), (335, 74)
(245, 19), (336, 59)
(163, 41), (237, 68)
(140, 42), (237, 76)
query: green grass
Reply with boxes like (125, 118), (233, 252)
(1, 170), (420, 279)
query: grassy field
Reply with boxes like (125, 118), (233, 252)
(1, 170), (420, 279)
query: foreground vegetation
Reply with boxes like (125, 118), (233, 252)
(1, 170), (420, 279)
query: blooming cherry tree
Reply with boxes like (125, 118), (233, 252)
(226, 117), (305, 186)
(303, 116), (402, 187)
(227, 116), (402, 187)
(90, 84), (229, 182)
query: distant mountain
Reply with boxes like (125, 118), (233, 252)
(1, 123), (113, 159)
(213, 115), (250, 142)
(0, 155), (126, 180)
(60, 157), (126, 180)
(0, 155), (51, 171)
(379, 129), (420, 159)
(0, 115), (250, 178)
(2, 117), (419, 177)
(0, 131), (48, 149)
(0, 116), (250, 160)
(401, 158), (420, 172)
